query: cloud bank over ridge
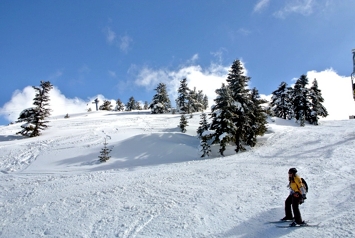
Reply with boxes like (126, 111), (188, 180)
(1, 64), (354, 124)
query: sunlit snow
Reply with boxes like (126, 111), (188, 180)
(0, 111), (354, 237)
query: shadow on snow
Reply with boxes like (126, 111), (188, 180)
(0, 135), (24, 142)
(212, 207), (294, 237)
(57, 132), (200, 171)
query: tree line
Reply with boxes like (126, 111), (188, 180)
(99, 79), (208, 115)
(14, 58), (328, 162)
(195, 61), (328, 157)
(269, 75), (328, 126)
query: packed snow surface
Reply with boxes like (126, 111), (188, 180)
(0, 110), (354, 237)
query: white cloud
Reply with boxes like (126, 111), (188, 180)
(254, 0), (270, 13)
(49, 87), (91, 115)
(78, 65), (90, 74)
(86, 95), (116, 112)
(210, 48), (228, 64)
(238, 28), (251, 36)
(260, 94), (272, 102)
(306, 69), (355, 120)
(0, 86), (117, 123)
(263, 69), (355, 120)
(118, 35), (132, 53)
(0, 87), (36, 122)
(188, 54), (199, 64)
(274, 0), (315, 18)
(103, 27), (116, 44)
(134, 63), (230, 109)
(191, 54), (199, 61)
(108, 70), (116, 78)
(47, 70), (63, 81)
(103, 26), (133, 53)
(135, 60), (355, 120)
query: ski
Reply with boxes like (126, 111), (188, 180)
(267, 220), (294, 224)
(276, 222), (320, 228)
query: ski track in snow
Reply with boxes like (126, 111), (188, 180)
(0, 111), (354, 237)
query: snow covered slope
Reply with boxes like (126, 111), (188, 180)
(0, 111), (354, 237)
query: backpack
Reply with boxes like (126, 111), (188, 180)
(298, 178), (308, 205)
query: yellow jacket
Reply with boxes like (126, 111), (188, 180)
(289, 175), (304, 194)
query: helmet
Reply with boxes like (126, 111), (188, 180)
(288, 168), (297, 174)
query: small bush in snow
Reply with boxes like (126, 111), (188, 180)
(99, 138), (112, 163)
(116, 99), (125, 111)
(99, 100), (113, 111)
(178, 115), (188, 133)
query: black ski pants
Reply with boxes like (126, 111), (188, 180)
(285, 194), (303, 224)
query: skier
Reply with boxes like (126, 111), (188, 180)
(281, 168), (307, 226)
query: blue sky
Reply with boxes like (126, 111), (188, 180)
(1, 0), (355, 125)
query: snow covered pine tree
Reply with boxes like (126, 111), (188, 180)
(126, 96), (137, 111)
(99, 100), (113, 111)
(149, 83), (171, 114)
(292, 75), (311, 127)
(245, 88), (268, 147)
(179, 114), (188, 133)
(197, 113), (211, 157)
(209, 59), (267, 154)
(116, 98), (125, 111)
(225, 59), (257, 152)
(308, 78), (328, 125)
(187, 87), (204, 113)
(209, 83), (236, 155)
(270, 82), (293, 120)
(176, 78), (190, 114)
(16, 81), (53, 137)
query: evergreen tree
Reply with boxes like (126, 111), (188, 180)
(209, 84), (236, 155)
(99, 100), (113, 111)
(226, 59), (253, 153)
(144, 101), (149, 110)
(292, 75), (310, 126)
(187, 87), (204, 113)
(197, 113), (211, 157)
(245, 88), (268, 147)
(270, 82), (293, 120)
(197, 113), (209, 138)
(202, 95), (209, 110)
(98, 138), (112, 162)
(125, 96), (136, 111)
(135, 101), (142, 110)
(199, 135), (211, 158)
(176, 78), (190, 113)
(149, 83), (171, 114)
(116, 99), (125, 111)
(179, 114), (188, 133)
(197, 90), (204, 107)
(195, 89), (205, 111)
(308, 78), (328, 125)
(208, 59), (267, 154)
(17, 81), (53, 137)
(17, 108), (37, 123)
